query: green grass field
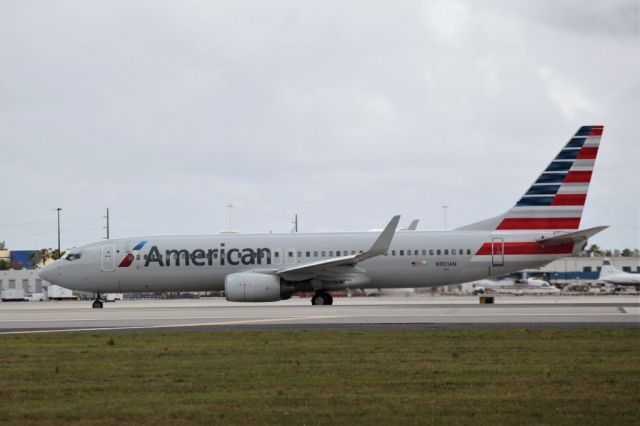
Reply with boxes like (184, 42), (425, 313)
(0, 328), (638, 425)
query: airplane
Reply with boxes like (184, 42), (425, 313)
(598, 258), (640, 285)
(39, 125), (608, 308)
(469, 276), (560, 296)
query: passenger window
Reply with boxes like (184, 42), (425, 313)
(392, 250), (396, 256)
(351, 250), (356, 255)
(297, 251), (302, 257)
(314, 251), (318, 257)
(288, 251), (293, 257)
(359, 250), (363, 254)
(306, 251), (310, 257)
(336, 250), (340, 256)
(275, 252), (280, 258)
(467, 249), (471, 255)
(407, 250), (411, 256)
(429, 249), (434, 256)
(136, 254), (140, 260)
(437, 249), (441, 255)
(444, 249), (449, 255)
(422, 250), (426, 256)
(452, 249), (457, 255)
(321, 251), (326, 257)
(459, 249), (463, 255)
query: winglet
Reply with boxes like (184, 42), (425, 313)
(407, 219), (419, 231)
(276, 215), (401, 279)
(356, 215), (400, 261)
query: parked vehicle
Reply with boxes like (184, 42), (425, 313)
(1, 288), (27, 301)
(104, 293), (123, 302)
(46, 285), (77, 300)
(26, 292), (45, 302)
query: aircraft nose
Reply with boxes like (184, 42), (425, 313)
(39, 263), (61, 284)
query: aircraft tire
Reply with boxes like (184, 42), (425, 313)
(92, 300), (103, 309)
(311, 292), (331, 306)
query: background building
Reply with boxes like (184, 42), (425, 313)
(529, 257), (640, 284)
(0, 269), (48, 293)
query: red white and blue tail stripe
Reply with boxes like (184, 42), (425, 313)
(496, 125), (603, 230)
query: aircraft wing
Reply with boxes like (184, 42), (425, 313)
(536, 226), (608, 246)
(276, 215), (400, 282)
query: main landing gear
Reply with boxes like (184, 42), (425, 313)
(92, 293), (104, 309)
(311, 291), (333, 306)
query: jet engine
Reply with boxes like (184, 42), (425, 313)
(224, 272), (293, 302)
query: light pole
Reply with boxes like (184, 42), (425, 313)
(55, 208), (62, 259)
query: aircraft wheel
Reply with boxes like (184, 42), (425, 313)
(92, 300), (103, 309)
(311, 292), (333, 306)
(311, 292), (326, 306)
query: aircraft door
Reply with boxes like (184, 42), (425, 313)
(102, 244), (116, 272)
(491, 238), (504, 267)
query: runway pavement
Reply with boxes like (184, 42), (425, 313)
(0, 296), (638, 334)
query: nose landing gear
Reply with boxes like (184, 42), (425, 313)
(92, 293), (104, 309)
(311, 291), (333, 306)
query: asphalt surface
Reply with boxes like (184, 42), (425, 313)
(0, 296), (638, 334)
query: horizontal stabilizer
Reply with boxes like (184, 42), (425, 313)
(536, 226), (608, 246)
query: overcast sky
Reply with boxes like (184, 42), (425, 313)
(1, 0), (638, 250)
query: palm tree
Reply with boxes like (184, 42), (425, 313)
(28, 251), (41, 268)
(587, 244), (604, 257)
(40, 249), (51, 266)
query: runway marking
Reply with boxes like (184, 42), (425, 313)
(1, 312), (637, 335)
(0, 311), (633, 324)
(0, 315), (345, 335)
(0, 316), (244, 323)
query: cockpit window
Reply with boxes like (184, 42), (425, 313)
(65, 253), (82, 261)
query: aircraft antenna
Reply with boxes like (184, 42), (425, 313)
(227, 203), (234, 232)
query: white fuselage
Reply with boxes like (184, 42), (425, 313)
(472, 278), (560, 295)
(40, 229), (576, 294)
(601, 272), (640, 285)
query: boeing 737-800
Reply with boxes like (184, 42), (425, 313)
(40, 125), (607, 308)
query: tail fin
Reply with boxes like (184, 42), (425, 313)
(599, 258), (620, 279)
(458, 125), (603, 231)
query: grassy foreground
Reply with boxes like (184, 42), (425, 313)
(0, 328), (638, 425)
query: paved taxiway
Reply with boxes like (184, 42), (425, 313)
(0, 296), (638, 333)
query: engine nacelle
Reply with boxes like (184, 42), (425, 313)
(225, 272), (289, 302)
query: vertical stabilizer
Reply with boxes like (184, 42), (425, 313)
(600, 258), (620, 279)
(458, 125), (603, 231)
